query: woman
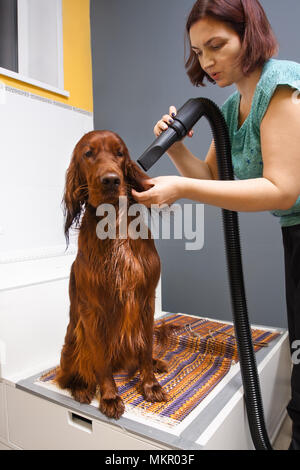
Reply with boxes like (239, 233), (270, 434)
(132, 0), (300, 450)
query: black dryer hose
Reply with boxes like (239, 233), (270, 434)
(201, 97), (272, 450)
(138, 97), (272, 450)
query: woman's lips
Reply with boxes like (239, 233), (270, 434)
(212, 72), (221, 80)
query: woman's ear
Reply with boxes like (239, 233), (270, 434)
(62, 152), (87, 245)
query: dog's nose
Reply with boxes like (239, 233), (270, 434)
(100, 173), (121, 188)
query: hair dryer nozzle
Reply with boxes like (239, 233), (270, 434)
(137, 98), (205, 171)
(137, 128), (179, 171)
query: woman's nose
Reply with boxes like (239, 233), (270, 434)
(201, 52), (215, 71)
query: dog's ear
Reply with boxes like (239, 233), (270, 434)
(63, 151), (87, 246)
(125, 158), (152, 193)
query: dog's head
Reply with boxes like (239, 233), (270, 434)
(63, 130), (151, 242)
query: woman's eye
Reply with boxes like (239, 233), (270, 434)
(84, 150), (93, 158)
(195, 45), (222, 56)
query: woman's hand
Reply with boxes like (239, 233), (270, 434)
(132, 175), (184, 207)
(153, 105), (194, 138)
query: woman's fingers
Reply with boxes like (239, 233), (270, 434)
(131, 188), (153, 206)
(154, 121), (165, 136)
(154, 117), (173, 136)
(153, 105), (194, 138)
(169, 106), (193, 137)
(169, 106), (177, 117)
(162, 114), (174, 124)
(154, 106), (177, 137)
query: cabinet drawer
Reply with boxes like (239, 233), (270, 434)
(6, 386), (165, 450)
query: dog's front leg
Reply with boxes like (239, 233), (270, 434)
(96, 369), (125, 420)
(139, 343), (168, 403)
(78, 303), (125, 420)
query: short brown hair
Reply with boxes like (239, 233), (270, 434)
(185, 0), (278, 87)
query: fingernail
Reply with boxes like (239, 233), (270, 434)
(169, 119), (173, 124)
(171, 113), (176, 117)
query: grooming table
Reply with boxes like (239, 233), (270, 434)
(1, 312), (290, 450)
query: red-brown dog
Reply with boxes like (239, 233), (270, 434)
(55, 130), (168, 419)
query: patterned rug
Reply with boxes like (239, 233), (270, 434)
(38, 314), (279, 427)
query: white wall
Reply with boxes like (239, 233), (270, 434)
(0, 84), (93, 381)
(0, 85), (93, 262)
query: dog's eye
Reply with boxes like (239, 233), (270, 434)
(117, 150), (124, 157)
(84, 150), (93, 158)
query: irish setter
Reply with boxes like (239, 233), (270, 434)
(55, 130), (168, 419)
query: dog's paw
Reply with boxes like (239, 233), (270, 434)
(142, 381), (168, 403)
(153, 358), (168, 374)
(100, 396), (125, 420)
(71, 388), (95, 404)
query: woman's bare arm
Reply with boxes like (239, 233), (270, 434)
(166, 140), (218, 180)
(135, 87), (300, 211)
(180, 86), (300, 211)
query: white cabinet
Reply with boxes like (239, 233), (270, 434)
(5, 385), (167, 450)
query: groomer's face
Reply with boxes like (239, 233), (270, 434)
(189, 16), (243, 87)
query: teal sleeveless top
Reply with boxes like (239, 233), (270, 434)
(221, 58), (300, 227)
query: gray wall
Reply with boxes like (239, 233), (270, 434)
(90, 0), (300, 328)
